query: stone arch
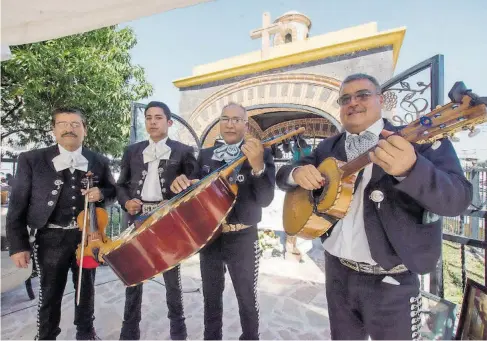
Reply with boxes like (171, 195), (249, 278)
(199, 103), (341, 148)
(188, 73), (342, 139)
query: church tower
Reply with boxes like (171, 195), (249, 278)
(272, 11), (312, 46)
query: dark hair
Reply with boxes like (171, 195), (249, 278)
(221, 102), (247, 116)
(340, 73), (381, 92)
(51, 107), (87, 127)
(144, 101), (172, 121)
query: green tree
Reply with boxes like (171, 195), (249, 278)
(1, 26), (153, 158)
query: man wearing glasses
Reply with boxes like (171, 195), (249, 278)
(6, 107), (117, 340)
(276, 73), (472, 339)
(172, 102), (276, 340)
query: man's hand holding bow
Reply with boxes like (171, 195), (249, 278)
(241, 137), (265, 174)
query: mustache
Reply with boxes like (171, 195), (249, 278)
(348, 108), (366, 115)
(62, 132), (78, 137)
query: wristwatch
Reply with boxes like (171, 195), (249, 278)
(251, 164), (266, 177)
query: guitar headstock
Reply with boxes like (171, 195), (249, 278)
(399, 82), (487, 144)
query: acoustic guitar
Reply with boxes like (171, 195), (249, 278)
(283, 81), (487, 240)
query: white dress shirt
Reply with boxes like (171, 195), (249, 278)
(53, 144), (88, 173)
(322, 119), (384, 264)
(287, 119), (386, 264)
(141, 137), (171, 201)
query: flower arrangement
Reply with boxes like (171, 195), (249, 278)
(257, 229), (281, 258)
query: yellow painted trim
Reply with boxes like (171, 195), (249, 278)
(173, 28), (406, 88)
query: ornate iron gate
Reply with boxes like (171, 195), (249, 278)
(381, 54), (444, 126)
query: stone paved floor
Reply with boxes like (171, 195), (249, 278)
(1, 239), (331, 340)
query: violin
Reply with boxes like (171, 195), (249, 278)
(75, 171), (111, 304)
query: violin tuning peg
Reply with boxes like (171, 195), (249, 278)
(468, 128), (480, 138)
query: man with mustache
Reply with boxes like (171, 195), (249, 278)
(276, 73), (472, 340)
(116, 101), (199, 340)
(172, 102), (276, 340)
(6, 107), (117, 340)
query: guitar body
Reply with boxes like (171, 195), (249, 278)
(283, 157), (356, 239)
(101, 173), (236, 286)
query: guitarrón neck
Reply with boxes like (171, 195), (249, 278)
(339, 129), (409, 178)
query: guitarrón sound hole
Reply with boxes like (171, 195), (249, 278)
(311, 175), (329, 204)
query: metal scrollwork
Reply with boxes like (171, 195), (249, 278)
(384, 81), (431, 125)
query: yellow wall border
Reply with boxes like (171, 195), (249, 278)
(173, 28), (405, 89)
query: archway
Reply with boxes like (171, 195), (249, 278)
(200, 103), (340, 148)
(186, 73), (343, 143)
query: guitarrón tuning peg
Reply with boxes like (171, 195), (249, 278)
(468, 128), (480, 138)
(449, 134), (460, 142)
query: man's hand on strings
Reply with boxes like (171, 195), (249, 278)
(170, 174), (199, 194)
(369, 130), (417, 177)
(292, 165), (326, 190)
(241, 137), (265, 174)
(81, 187), (103, 202)
(125, 198), (143, 215)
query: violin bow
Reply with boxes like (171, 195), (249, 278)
(76, 177), (90, 305)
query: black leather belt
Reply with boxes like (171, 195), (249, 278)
(339, 257), (408, 275)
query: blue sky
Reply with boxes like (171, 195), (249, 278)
(121, 0), (487, 160)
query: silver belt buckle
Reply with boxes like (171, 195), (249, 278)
(142, 203), (158, 214)
(48, 222), (78, 230)
(341, 258), (360, 272)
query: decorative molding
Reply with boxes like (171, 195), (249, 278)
(189, 73), (342, 137)
(173, 28), (405, 88)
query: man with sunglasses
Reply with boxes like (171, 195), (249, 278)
(172, 102), (276, 340)
(116, 101), (199, 340)
(6, 107), (117, 340)
(276, 73), (472, 340)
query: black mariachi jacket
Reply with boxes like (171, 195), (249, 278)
(276, 119), (472, 274)
(6, 145), (116, 255)
(197, 145), (276, 226)
(116, 138), (199, 216)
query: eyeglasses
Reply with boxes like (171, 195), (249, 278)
(55, 121), (83, 129)
(219, 117), (247, 125)
(337, 90), (379, 106)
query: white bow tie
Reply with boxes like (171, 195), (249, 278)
(143, 142), (171, 163)
(212, 143), (241, 163)
(52, 153), (89, 173)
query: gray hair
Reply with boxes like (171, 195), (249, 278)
(340, 73), (381, 93)
(221, 102), (247, 117)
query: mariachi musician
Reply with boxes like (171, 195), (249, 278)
(116, 101), (199, 340)
(6, 107), (117, 340)
(171, 102), (276, 340)
(276, 73), (472, 340)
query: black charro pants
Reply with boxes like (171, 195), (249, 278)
(33, 228), (96, 340)
(200, 227), (260, 340)
(325, 251), (422, 340)
(119, 265), (187, 340)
